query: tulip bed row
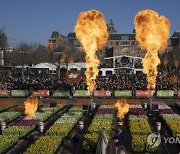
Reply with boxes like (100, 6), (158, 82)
(83, 105), (114, 152)
(0, 102), (18, 112)
(0, 135), (19, 154)
(24, 106), (83, 154)
(0, 100), (16, 106)
(0, 122), (36, 153)
(0, 111), (22, 123)
(2, 126), (35, 137)
(24, 136), (62, 154)
(159, 103), (180, 137)
(34, 104), (66, 122)
(129, 105), (156, 152)
(46, 107), (83, 136)
(9, 101), (43, 112)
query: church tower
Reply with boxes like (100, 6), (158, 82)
(107, 19), (117, 34)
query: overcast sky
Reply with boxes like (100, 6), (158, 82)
(0, 0), (179, 47)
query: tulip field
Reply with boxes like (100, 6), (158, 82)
(0, 99), (179, 154)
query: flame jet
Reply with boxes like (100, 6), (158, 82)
(114, 99), (129, 120)
(24, 97), (38, 119)
(134, 10), (170, 90)
(74, 10), (108, 92)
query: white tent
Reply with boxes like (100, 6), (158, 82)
(33, 62), (57, 71)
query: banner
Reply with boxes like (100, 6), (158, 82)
(178, 90), (180, 97)
(0, 90), (9, 97)
(94, 90), (111, 97)
(32, 90), (49, 97)
(53, 91), (70, 97)
(11, 90), (29, 97)
(73, 90), (89, 97)
(156, 90), (174, 97)
(136, 90), (153, 97)
(114, 90), (132, 97)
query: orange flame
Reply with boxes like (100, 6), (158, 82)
(114, 99), (129, 120)
(74, 10), (108, 92)
(24, 97), (38, 118)
(134, 10), (170, 90)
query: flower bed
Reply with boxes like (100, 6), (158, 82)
(129, 108), (145, 115)
(131, 135), (146, 152)
(46, 123), (73, 136)
(129, 105), (155, 152)
(24, 136), (62, 154)
(152, 101), (165, 105)
(9, 105), (24, 112)
(96, 108), (114, 114)
(83, 105), (113, 152)
(159, 104), (171, 109)
(127, 100), (140, 105)
(12, 119), (39, 126)
(0, 102), (18, 112)
(46, 106), (83, 136)
(83, 133), (109, 152)
(159, 104), (180, 137)
(88, 120), (112, 134)
(159, 109), (174, 114)
(25, 106), (83, 153)
(129, 119), (152, 135)
(129, 105), (142, 108)
(75, 99), (90, 106)
(34, 104), (65, 122)
(165, 120), (180, 136)
(0, 111), (22, 123)
(161, 114), (180, 120)
(2, 126), (35, 137)
(131, 135), (157, 152)
(0, 100), (16, 107)
(0, 135), (18, 153)
(101, 100), (116, 105)
(56, 99), (67, 104)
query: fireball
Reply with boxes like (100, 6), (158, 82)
(74, 10), (108, 92)
(134, 10), (170, 90)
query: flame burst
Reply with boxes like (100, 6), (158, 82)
(134, 10), (170, 90)
(74, 10), (108, 92)
(114, 99), (129, 120)
(24, 97), (38, 119)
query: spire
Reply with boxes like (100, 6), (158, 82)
(133, 29), (136, 34)
(108, 19), (117, 34)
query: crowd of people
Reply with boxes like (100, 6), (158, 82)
(0, 70), (179, 91)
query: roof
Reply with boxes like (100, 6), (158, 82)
(67, 32), (76, 38)
(33, 63), (57, 70)
(172, 31), (180, 38)
(59, 63), (86, 69)
(67, 32), (136, 40)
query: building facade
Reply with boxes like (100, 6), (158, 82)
(46, 19), (176, 69)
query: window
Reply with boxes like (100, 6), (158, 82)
(106, 71), (112, 76)
(110, 41), (114, 45)
(73, 40), (79, 46)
